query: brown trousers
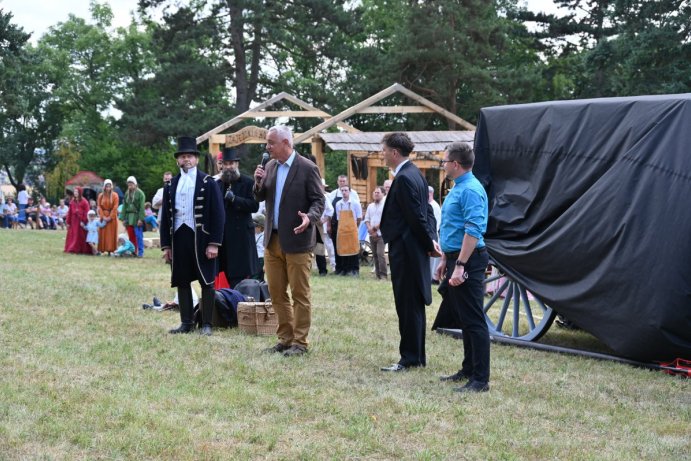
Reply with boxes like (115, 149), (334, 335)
(265, 233), (313, 347)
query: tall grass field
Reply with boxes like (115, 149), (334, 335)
(0, 230), (688, 460)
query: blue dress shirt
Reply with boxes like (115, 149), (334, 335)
(273, 151), (297, 230)
(439, 171), (488, 253)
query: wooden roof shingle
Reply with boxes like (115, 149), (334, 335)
(319, 131), (475, 152)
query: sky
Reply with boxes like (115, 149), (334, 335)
(1, 0), (142, 40)
(2, 0), (565, 42)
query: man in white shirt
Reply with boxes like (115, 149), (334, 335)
(364, 186), (387, 280)
(327, 175), (360, 274)
(316, 179), (335, 275)
(334, 185), (363, 276)
(327, 175), (361, 205)
(428, 186), (442, 283)
(151, 171), (173, 224)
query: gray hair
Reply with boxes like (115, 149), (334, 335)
(269, 125), (294, 148)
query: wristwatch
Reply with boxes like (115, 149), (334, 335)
(455, 260), (467, 267)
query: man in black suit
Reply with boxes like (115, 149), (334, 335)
(379, 132), (441, 371)
(160, 136), (225, 336)
(217, 146), (260, 287)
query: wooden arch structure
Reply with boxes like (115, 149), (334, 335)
(294, 83), (476, 207)
(196, 84), (475, 206)
(196, 92), (359, 158)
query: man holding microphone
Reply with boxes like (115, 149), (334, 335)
(253, 125), (324, 357)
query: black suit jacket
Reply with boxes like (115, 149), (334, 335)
(254, 152), (325, 253)
(217, 174), (259, 278)
(380, 161), (437, 305)
(160, 169), (225, 285)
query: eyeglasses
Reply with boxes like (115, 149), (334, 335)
(439, 159), (455, 166)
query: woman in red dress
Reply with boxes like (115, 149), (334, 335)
(64, 187), (92, 254)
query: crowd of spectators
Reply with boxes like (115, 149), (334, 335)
(1, 184), (69, 230)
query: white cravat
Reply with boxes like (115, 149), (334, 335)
(174, 167), (197, 231)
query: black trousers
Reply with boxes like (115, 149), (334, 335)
(389, 239), (426, 367)
(173, 225), (214, 327)
(341, 254), (359, 273)
(442, 248), (490, 383)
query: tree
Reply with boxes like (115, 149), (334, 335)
(348, 0), (545, 128)
(117, 6), (232, 147)
(44, 141), (81, 202)
(136, 0), (363, 119)
(514, 0), (691, 98)
(0, 10), (64, 186)
(36, 2), (126, 160)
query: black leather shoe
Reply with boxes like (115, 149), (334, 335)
(200, 325), (212, 336)
(169, 324), (194, 334)
(153, 296), (162, 307)
(283, 345), (308, 357)
(380, 363), (406, 372)
(264, 343), (291, 354)
(454, 380), (489, 393)
(440, 370), (471, 382)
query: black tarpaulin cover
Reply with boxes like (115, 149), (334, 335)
(473, 94), (691, 362)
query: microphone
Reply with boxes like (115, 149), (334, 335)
(261, 152), (270, 168)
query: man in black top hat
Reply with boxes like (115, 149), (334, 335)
(217, 146), (260, 287)
(160, 136), (225, 336)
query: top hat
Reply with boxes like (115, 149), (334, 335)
(221, 147), (240, 163)
(175, 136), (200, 157)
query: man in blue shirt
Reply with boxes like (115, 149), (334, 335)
(435, 142), (491, 392)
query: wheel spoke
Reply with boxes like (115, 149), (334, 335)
(495, 283), (513, 333)
(533, 296), (548, 313)
(512, 282), (520, 337)
(483, 265), (555, 341)
(484, 279), (509, 313)
(484, 274), (503, 284)
(519, 286), (536, 330)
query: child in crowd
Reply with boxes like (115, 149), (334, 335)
(38, 197), (55, 230)
(112, 233), (136, 257)
(143, 202), (159, 231)
(3, 197), (18, 229)
(81, 210), (106, 255)
(55, 199), (69, 230)
(252, 213), (265, 281)
(50, 205), (59, 229)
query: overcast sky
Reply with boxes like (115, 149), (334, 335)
(2, 0), (565, 41)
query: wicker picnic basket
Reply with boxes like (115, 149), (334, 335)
(237, 299), (278, 336)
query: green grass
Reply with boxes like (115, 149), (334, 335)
(0, 230), (689, 460)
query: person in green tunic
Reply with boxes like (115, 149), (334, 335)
(122, 176), (146, 257)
